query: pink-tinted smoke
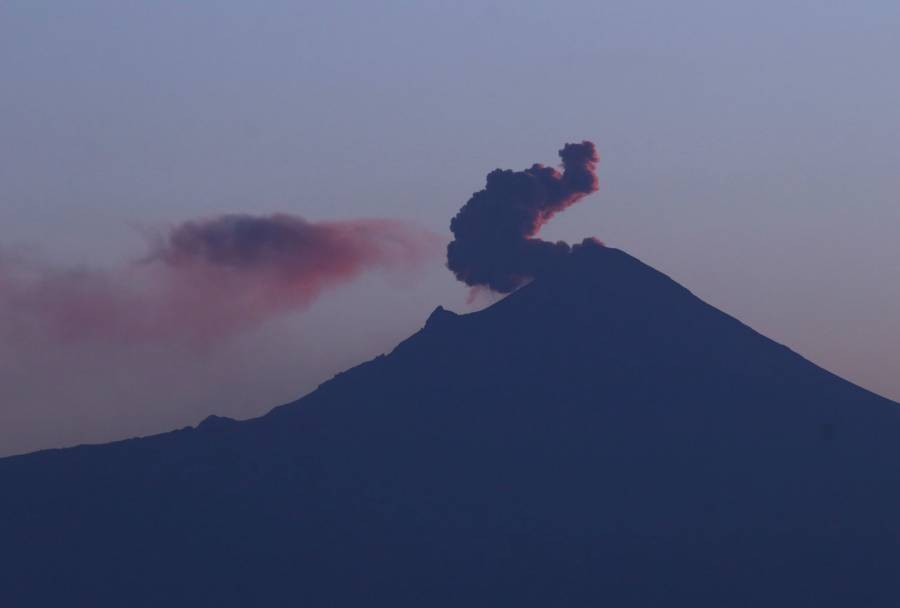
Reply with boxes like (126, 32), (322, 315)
(0, 214), (439, 345)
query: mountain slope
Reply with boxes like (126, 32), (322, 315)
(3, 244), (899, 607)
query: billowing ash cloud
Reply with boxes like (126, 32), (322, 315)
(0, 214), (437, 345)
(447, 141), (600, 292)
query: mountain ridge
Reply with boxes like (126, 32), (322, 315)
(5, 245), (891, 463)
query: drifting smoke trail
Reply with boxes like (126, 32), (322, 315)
(0, 214), (438, 345)
(447, 141), (600, 292)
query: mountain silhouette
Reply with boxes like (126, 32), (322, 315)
(2, 244), (899, 607)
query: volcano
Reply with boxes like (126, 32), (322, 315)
(2, 243), (899, 607)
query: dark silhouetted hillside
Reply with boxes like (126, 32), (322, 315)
(2, 244), (899, 607)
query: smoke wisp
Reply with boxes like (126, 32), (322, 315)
(0, 214), (438, 345)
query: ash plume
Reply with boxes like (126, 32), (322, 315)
(446, 141), (600, 292)
(0, 214), (437, 345)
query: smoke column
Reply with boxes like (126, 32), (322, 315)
(447, 141), (600, 292)
(0, 214), (437, 345)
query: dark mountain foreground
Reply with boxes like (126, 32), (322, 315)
(3, 244), (899, 607)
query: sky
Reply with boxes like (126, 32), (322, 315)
(1, 1), (898, 456)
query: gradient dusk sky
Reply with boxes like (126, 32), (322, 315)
(2, 1), (898, 456)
